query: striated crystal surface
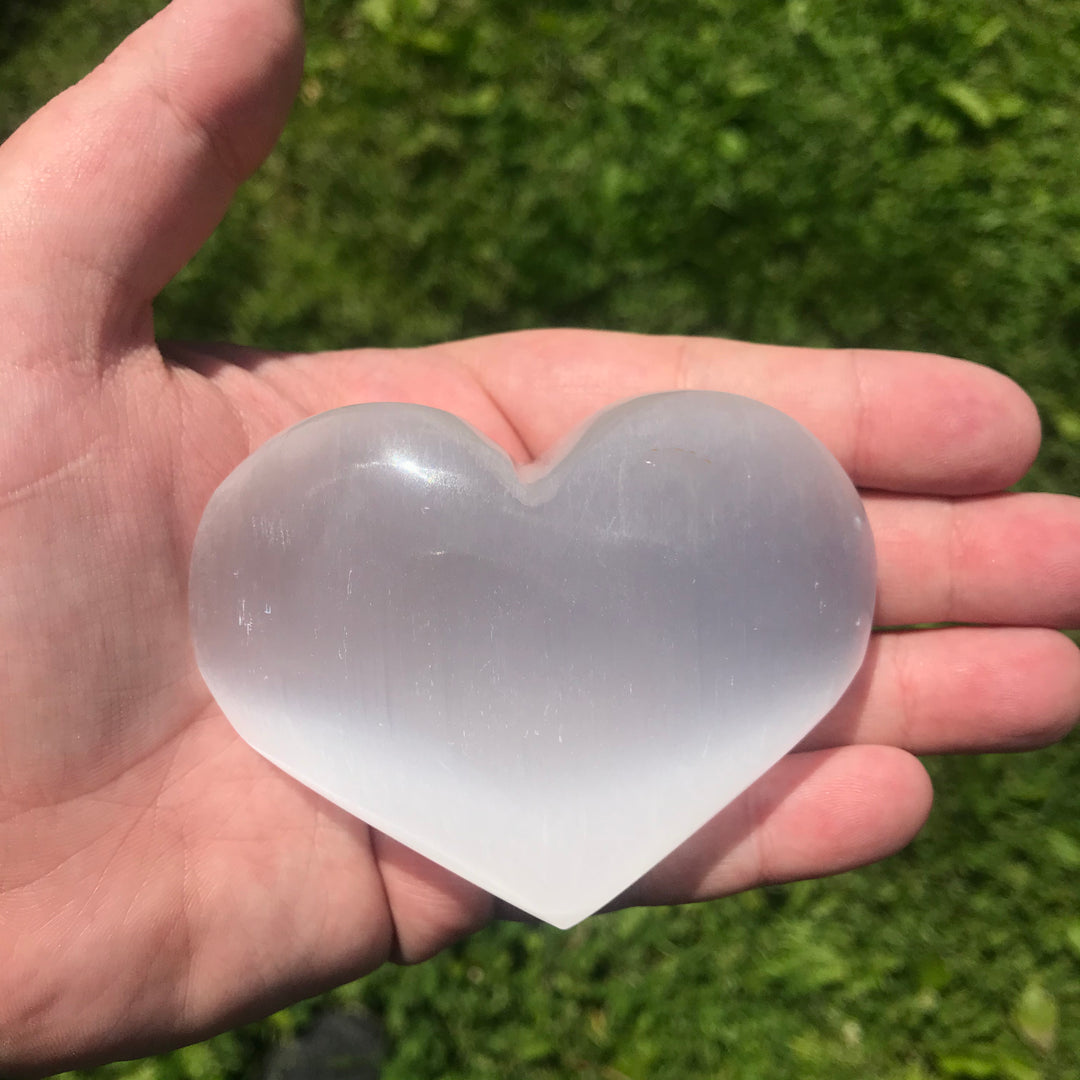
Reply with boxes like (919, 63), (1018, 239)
(190, 392), (876, 927)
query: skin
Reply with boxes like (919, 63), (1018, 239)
(1, 0), (1079, 1074)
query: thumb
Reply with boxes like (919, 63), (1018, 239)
(0, 0), (303, 366)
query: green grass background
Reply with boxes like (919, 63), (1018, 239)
(3, 0), (1080, 1076)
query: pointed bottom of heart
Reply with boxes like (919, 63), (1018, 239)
(235, 697), (839, 929)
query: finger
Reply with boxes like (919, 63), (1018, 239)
(160, 339), (537, 462)
(445, 328), (1040, 495)
(370, 832), (494, 965)
(801, 627), (1080, 754)
(623, 745), (932, 908)
(0, 0), (303, 362)
(869, 491), (1080, 628)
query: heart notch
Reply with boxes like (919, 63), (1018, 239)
(190, 392), (875, 927)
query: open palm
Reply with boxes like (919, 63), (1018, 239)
(2, 2), (1078, 1074)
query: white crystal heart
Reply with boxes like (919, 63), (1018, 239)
(190, 392), (875, 927)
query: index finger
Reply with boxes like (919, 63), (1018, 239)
(444, 329), (1042, 496)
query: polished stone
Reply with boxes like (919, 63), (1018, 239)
(189, 392), (875, 927)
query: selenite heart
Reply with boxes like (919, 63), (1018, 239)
(189, 392), (875, 927)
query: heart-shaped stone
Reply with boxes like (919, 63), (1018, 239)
(190, 392), (875, 927)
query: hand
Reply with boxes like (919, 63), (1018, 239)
(2, 1), (1078, 1074)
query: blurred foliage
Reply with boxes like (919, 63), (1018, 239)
(3, 0), (1080, 1077)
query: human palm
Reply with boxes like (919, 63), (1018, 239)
(2, 1), (1079, 1075)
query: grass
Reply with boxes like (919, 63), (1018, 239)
(3, 0), (1080, 1076)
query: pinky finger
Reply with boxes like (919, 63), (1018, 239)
(620, 745), (932, 909)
